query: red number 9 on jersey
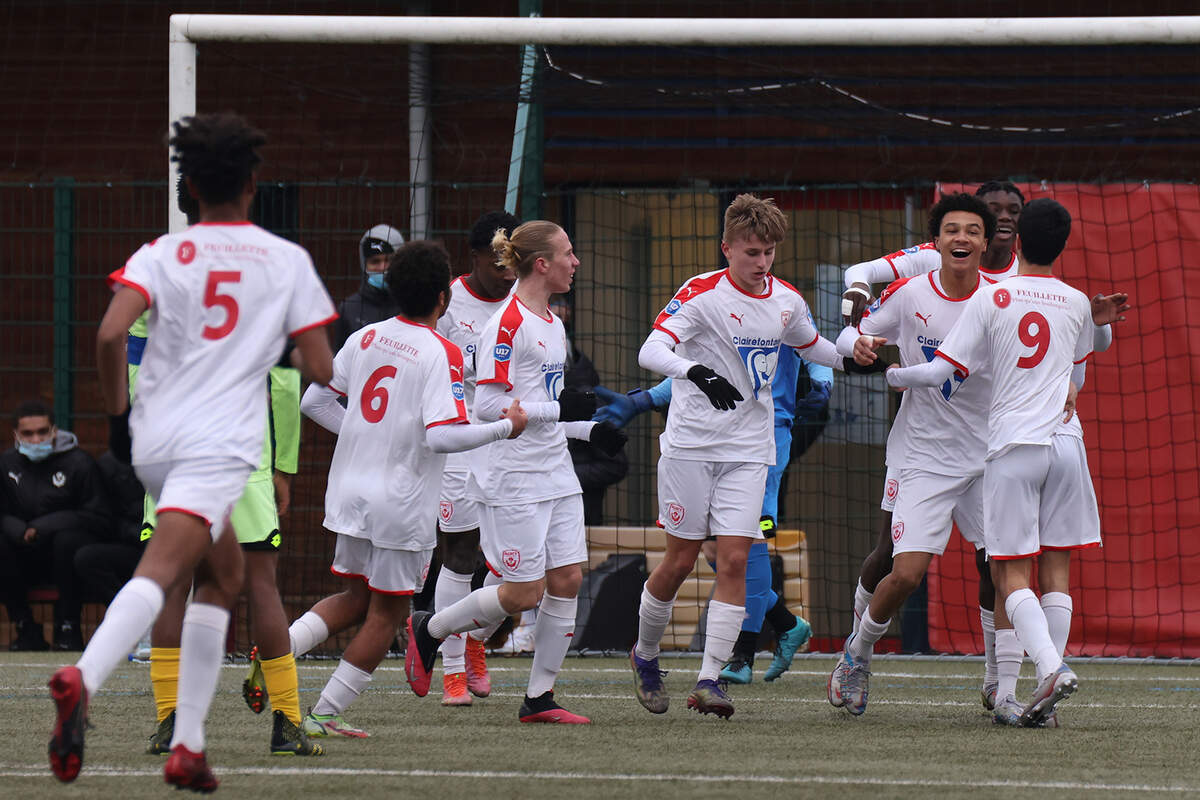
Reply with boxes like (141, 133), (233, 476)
(1016, 311), (1050, 369)
(202, 271), (242, 340)
(361, 365), (397, 423)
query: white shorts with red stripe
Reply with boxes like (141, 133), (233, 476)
(1040, 433), (1102, 552)
(136, 456), (252, 541)
(479, 495), (587, 582)
(331, 533), (432, 595)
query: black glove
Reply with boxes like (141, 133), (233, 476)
(108, 407), (133, 464)
(843, 356), (891, 376)
(686, 364), (743, 411)
(589, 421), (628, 456)
(558, 386), (597, 422)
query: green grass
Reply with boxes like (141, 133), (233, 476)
(4, 652), (1199, 799)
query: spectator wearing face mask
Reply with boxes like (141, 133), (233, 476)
(331, 224), (406, 350)
(0, 400), (110, 650)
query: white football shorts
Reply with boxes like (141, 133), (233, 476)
(889, 468), (984, 556)
(657, 456), (767, 540)
(984, 443), (1051, 559)
(330, 533), (432, 595)
(438, 466), (482, 533)
(1039, 433), (1102, 552)
(881, 466), (901, 512)
(479, 494), (587, 582)
(136, 456), (253, 542)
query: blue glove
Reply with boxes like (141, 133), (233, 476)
(593, 385), (656, 428)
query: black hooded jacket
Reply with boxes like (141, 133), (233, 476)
(0, 430), (110, 546)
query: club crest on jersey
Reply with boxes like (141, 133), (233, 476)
(735, 342), (779, 399)
(493, 343), (512, 363)
(663, 298), (682, 316)
(994, 288), (1012, 309)
(543, 366), (565, 401)
(891, 521), (905, 542)
(667, 502), (685, 526)
(360, 328), (376, 349)
(502, 549), (521, 570)
(439, 501), (453, 523)
(451, 381), (466, 401)
(885, 478), (899, 503)
(781, 310), (792, 327)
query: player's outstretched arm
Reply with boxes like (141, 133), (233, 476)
(592, 379), (671, 427)
(97, 286), (148, 416)
(300, 382), (345, 434)
(426, 417), (517, 452)
(293, 327), (334, 386)
(885, 357), (958, 391)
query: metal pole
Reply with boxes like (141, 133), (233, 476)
(168, 18), (196, 234)
(52, 178), (74, 429)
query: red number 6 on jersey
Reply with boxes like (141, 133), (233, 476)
(1016, 311), (1050, 369)
(361, 365), (398, 423)
(202, 271), (242, 340)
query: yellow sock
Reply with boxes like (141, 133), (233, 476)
(149, 647), (180, 723)
(260, 652), (301, 724)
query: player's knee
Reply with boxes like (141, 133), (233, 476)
(546, 568), (582, 599)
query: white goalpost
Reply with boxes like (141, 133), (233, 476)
(167, 13), (1200, 232)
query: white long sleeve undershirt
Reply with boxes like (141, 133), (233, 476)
(425, 419), (513, 452)
(300, 383), (345, 433)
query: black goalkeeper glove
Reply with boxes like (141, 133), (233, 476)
(108, 406), (133, 464)
(686, 364), (743, 411)
(558, 386), (597, 421)
(589, 421), (628, 456)
(843, 356), (891, 376)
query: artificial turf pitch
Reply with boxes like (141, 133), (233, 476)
(2, 652), (1197, 799)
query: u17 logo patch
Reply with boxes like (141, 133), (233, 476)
(493, 343), (512, 362)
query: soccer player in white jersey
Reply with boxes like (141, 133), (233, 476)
(432, 210), (520, 706)
(629, 194), (845, 719)
(838, 182), (1024, 710)
(827, 193), (998, 716)
(405, 221), (627, 724)
(49, 113), (338, 790)
(291, 241), (529, 738)
(884, 198), (1130, 726)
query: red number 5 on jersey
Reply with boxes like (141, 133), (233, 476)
(361, 365), (397, 423)
(1016, 311), (1050, 369)
(202, 271), (242, 340)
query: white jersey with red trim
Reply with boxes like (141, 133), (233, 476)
(935, 275), (1093, 460)
(851, 242), (1019, 285)
(470, 295), (581, 504)
(858, 271), (994, 476)
(650, 269), (824, 464)
(436, 276), (511, 476)
(110, 223), (336, 467)
(324, 316), (468, 550)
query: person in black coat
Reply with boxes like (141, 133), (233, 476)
(1, 400), (110, 650)
(72, 452), (148, 612)
(331, 224), (405, 350)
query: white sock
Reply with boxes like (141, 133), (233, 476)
(289, 610), (329, 658)
(980, 607), (997, 686)
(435, 569), (474, 673)
(698, 600), (744, 682)
(312, 659), (373, 717)
(852, 580), (873, 636)
(76, 576), (164, 695)
(1041, 592), (1073, 658)
(634, 584), (675, 661)
(468, 571), (505, 642)
(169, 602), (229, 753)
(849, 608), (888, 666)
(525, 594), (576, 697)
(995, 627), (1023, 701)
(428, 584), (507, 640)
(1005, 588), (1060, 680)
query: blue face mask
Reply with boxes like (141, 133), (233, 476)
(366, 272), (386, 289)
(17, 439), (52, 462)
